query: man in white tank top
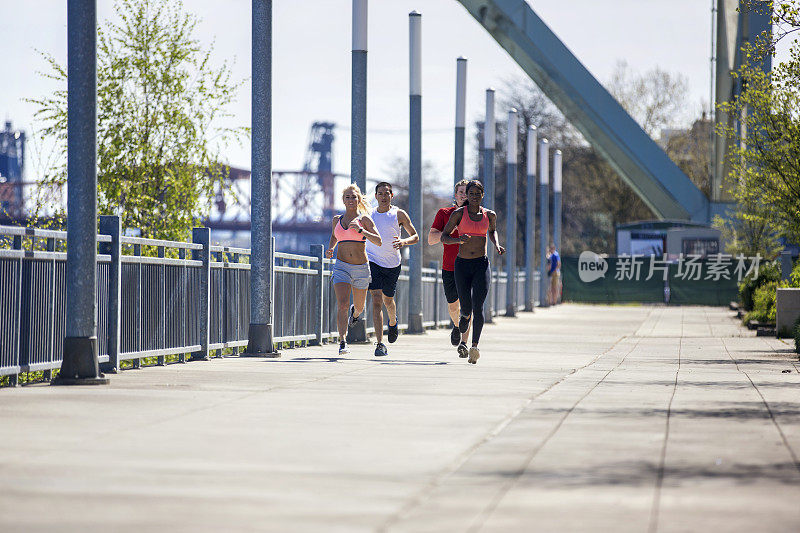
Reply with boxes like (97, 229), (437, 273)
(366, 182), (419, 356)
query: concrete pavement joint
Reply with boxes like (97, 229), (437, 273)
(377, 333), (630, 533)
(465, 335), (645, 533)
(3, 362), (381, 469)
(647, 335), (682, 533)
(722, 338), (800, 475)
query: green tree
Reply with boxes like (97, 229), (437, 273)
(717, 0), (800, 248)
(29, 0), (246, 240)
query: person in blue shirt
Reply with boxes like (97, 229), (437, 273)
(546, 243), (561, 305)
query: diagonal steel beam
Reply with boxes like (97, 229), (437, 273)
(456, 0), (710, 221)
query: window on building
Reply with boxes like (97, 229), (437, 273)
(682, 238), (719, 256)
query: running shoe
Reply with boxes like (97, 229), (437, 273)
(387, 322), (399, 343)
(458, 314), (470, 334)
(339, 341), (350, 355)
(347, 304), (360, 328)
(450, 325), (460, 346)
(457, 342), (469, 358)
(468, 346), (480, 364)
(374, 342), (388, 357)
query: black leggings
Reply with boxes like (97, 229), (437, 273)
(454, 256), (490, 345)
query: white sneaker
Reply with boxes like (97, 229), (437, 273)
(339, 341), (350, 355)
(468, 346), (480, 364)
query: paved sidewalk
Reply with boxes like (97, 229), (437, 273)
(1, 305), (799, 532)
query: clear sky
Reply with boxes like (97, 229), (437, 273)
(2, 0), (716, 193)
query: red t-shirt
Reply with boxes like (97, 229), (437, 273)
(432, 206), (460, 271)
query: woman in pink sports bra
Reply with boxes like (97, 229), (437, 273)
(326, 184), (382, 355)
(440, 180), (505, 364)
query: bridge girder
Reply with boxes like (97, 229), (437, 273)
(456, 0), (711, 222)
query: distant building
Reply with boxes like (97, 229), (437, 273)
(617, 219), (721, 260)
(0, 120), (25, 217)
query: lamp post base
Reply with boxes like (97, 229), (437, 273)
(406, 313), (424, 334)
(53, 337), (109, 385)
(242, 323), (281, 357)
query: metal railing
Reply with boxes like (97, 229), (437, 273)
(1, 219), (540, 384)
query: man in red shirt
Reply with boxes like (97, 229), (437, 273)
(428, 179), (471, 358)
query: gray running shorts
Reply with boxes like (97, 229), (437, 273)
(332, 260), (372, 289)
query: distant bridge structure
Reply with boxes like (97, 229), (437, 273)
(455, 0), (770, 222)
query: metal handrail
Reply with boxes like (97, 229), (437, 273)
(121, 235), (202, 250)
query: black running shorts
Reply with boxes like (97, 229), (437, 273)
(441, 269), (459, 304)
(368, 262), (402, 297)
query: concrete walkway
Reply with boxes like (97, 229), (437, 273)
(1, 305), (799, 532)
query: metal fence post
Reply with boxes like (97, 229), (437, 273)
(157, 244), (166, 365)
(98, 215), (120, 373)
(192, 228), (210, 361)
(311, 244), (325, 345)
(133, 242), (142, 368)
(179, 247), (187, 363)
(43, 237), (56, 382)
(430, 261), (439, 327)
(9, 236), (22, 386)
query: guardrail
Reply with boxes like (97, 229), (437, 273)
(1, 219), (538, 385)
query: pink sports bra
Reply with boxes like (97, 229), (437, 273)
(335, 215), (366, 242)
(457, 208), (490, 237)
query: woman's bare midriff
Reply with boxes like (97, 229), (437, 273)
(457, 236), (487, 258)
(337, 241), (368, 264)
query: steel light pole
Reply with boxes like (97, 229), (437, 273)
(454, 57), (467, 186)
(407, 11), (423, 333)
(351, 0), (368, 193)
(524, 125), (537, 311)
(56, 0), (108, 385)
(505, 108), (518, 317)
(538, 138), (550, 308)
(245, 0), (279, 357)
(483, 88), (495, 322)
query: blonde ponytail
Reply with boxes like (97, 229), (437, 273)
(342, 183), (370, 215)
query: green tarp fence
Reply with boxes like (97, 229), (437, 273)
(561, 256), (740, 306)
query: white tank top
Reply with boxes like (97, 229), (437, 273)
(366, 206), (402, 268)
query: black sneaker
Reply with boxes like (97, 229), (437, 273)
(450, 325), (460, 346)
(348, 304), (359, 328)
(339, 341), (350, 355)
(458, 314), (470, 334)
(387, 322), (399, 343)
(457, 342), (469, 358)
(374, 342), (388, 357)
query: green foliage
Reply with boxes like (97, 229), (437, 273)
(746, 280), (779, 324)
(28, 0), (246, 241)
(738, 260), (780, 311)
(718, 1), (800, 248)
(791, 260), (800, 286)
(794, 315), (800, 353)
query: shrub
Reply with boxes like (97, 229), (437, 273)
(739, 260), (780, 311)
(791, 260), (800, 288)
(746, 280), (778, 324)
(794, 316), (800, 354)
